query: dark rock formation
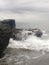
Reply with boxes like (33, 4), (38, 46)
(28, 28), (43, 37)
(0, 19), (15, 58)
(35, 30), (42, 37)
(2, 19), (16, 38)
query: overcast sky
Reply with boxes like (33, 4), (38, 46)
(0, 0), (49, 24)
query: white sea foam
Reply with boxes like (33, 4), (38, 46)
(7, 30), (49, 53)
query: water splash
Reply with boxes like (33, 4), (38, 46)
(8, 30), (49, 54)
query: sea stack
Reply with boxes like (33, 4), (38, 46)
(0, 19), (15, 58)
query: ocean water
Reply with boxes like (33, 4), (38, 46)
(8, 30), (49, 52)
(0, 30), (49, 65)
(16, 22), (49, 32)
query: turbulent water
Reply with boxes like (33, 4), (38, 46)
(0, 30), (49, 65)
(8, 30), (49, 52)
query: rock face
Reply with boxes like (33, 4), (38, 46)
(0, 19), (15, 58)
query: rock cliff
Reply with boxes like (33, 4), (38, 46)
(0, 19), (15, 58)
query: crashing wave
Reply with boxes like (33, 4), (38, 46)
(8, 31), (49, 54)
(14, 28), (44, 41)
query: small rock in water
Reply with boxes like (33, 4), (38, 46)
(35, 30), (42, 37)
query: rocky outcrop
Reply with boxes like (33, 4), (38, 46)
(14, 28), (43, 41)
(0, 19), (15, 58)
(35, 30), (42, 37)
(28, 28), (43, 37)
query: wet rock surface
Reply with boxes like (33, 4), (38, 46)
(0, 19), (15, 58)
(35, 30), (42, 37)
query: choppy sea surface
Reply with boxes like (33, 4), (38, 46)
(0, 30), (49, 65)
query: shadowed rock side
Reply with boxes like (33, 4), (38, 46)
(0, 19), (15, 58)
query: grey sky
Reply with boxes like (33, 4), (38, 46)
(0, 0), (49, 24)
